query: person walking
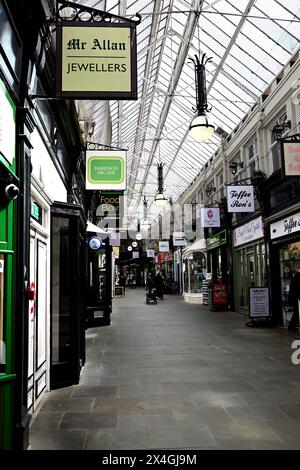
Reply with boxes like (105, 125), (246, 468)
(288, 270), (300, 331)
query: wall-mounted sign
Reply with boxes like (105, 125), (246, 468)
(0, 78), (16, 165)
(173, 232), (187, 246)
(159, 241), (169, 252)
(201, 208), (220, 228)
(284, 142), (300, 176)
(270, 211), (300, 240)
(109, 231), (120, 247)
(233, 216), (264, 247)
(227, 185), (254, 213)
(249, 287), (270, 318)
(88, 236), (103, 250)
(147, 249), (155, 258)
(56, 22), (137, 99)
(132, 251), (139, 259)
(86, 151), (126, 190)
(207, 230), (227, 250)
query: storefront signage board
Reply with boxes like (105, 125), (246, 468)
(207, 230), (227, 250)
(0, 78), (16, 165)
(233, 216), (264, 247)
(201, 208), (220, 228)
(270, 211), (300, 240)
(86, 151), (126, 190)
(249, 287), (270, 318)
(227, 185), (254, 213)
(157, 252), (173, 264)
(132, 251), (139, 259)
(56, 22), (137, 99)
(284, 142), (300, 176)
(147, 249), (155, 258)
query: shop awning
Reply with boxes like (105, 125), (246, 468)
(86, 221), (109, 237)
(182, 238), (206, 256)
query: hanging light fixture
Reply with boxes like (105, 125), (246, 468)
(188, 54), (215, 141)
(141, 196), (151, 229)
(154, 163), (169, 206)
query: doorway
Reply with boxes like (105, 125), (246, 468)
(28, 233), (48, 412)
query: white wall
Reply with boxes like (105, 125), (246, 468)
(30, 128), (67, 203)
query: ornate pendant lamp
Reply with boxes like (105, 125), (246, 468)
(154, 163), (169, 206)
(189, 54), (215, 141)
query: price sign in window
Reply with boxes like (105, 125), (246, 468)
(0, 254), (5, 372)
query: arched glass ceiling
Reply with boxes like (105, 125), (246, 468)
(75, 0), (300, 215)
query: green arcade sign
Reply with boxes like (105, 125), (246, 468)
(86, 151), (126, 190)
(207, 230), (227, 250)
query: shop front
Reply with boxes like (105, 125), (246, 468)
(182, 239), (206, 304)
(206, 230), (228, 283)
(269, 208), (300, 326)
(232, 216), (267, 315)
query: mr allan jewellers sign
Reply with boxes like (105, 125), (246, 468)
(56, 22), (137, 99)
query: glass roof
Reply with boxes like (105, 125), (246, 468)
(75, 0), (300, 219)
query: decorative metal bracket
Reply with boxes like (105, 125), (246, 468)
(53, 0), (141, 26)
(85, 141), (127, 152)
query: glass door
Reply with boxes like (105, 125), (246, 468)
(51, 203), (85, 389)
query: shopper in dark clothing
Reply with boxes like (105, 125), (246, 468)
(146, 272), (155, 294)
(155, 272), (165, 300)
(288, 271), (300, 330)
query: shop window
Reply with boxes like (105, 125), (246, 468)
(183, 251), (206, 293)
(245, 137), (258, 178)
(0, 254), (5, 372)
(280, 242), (300, 325)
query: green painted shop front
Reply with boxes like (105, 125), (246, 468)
(0, 80), (18, 449)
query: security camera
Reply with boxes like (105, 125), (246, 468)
(5, 184), (19, 200)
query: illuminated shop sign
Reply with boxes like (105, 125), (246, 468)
(56, 22), (137, 99)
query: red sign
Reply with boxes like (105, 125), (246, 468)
(157, 252), (173, 264)
(212, 284), (228, 305)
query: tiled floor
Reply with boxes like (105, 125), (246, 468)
(29, 289), (300, 450)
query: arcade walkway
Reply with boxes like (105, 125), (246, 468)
(29, 289), (300, 450)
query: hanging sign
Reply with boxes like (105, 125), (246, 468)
(249, 287), (270, 318)
(173, 232), (187, 246)
(201, 208), (220, 228)
(147, 249), (155, 258)
(227, 185), (255, 213)
(159, 241), (169, 252)
(113, 247), (120, 258)
(0, 78), (16, 165)
(56, 22), (137, 99)
(270, 211), (300, 240)
(86, 151), (126, 190)
(132, 251), (139, 259)
(284, 142), (300, 176)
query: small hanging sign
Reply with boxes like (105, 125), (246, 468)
(227, 185), (255, 213)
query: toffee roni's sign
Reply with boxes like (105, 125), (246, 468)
(56, 22), (137, 99)
(270, 211), (300, 240)
(227, 185), (255, 213)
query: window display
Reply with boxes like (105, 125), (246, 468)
(280, 241), (300, 325)
(182, 251), (206, 294)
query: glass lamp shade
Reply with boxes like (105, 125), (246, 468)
(154, 192), (169, 206)
(132, 241), (138, 247)
(135, 233), (143, 241)
(127, 246), (133, 251)
(189, 114), (215, 141)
